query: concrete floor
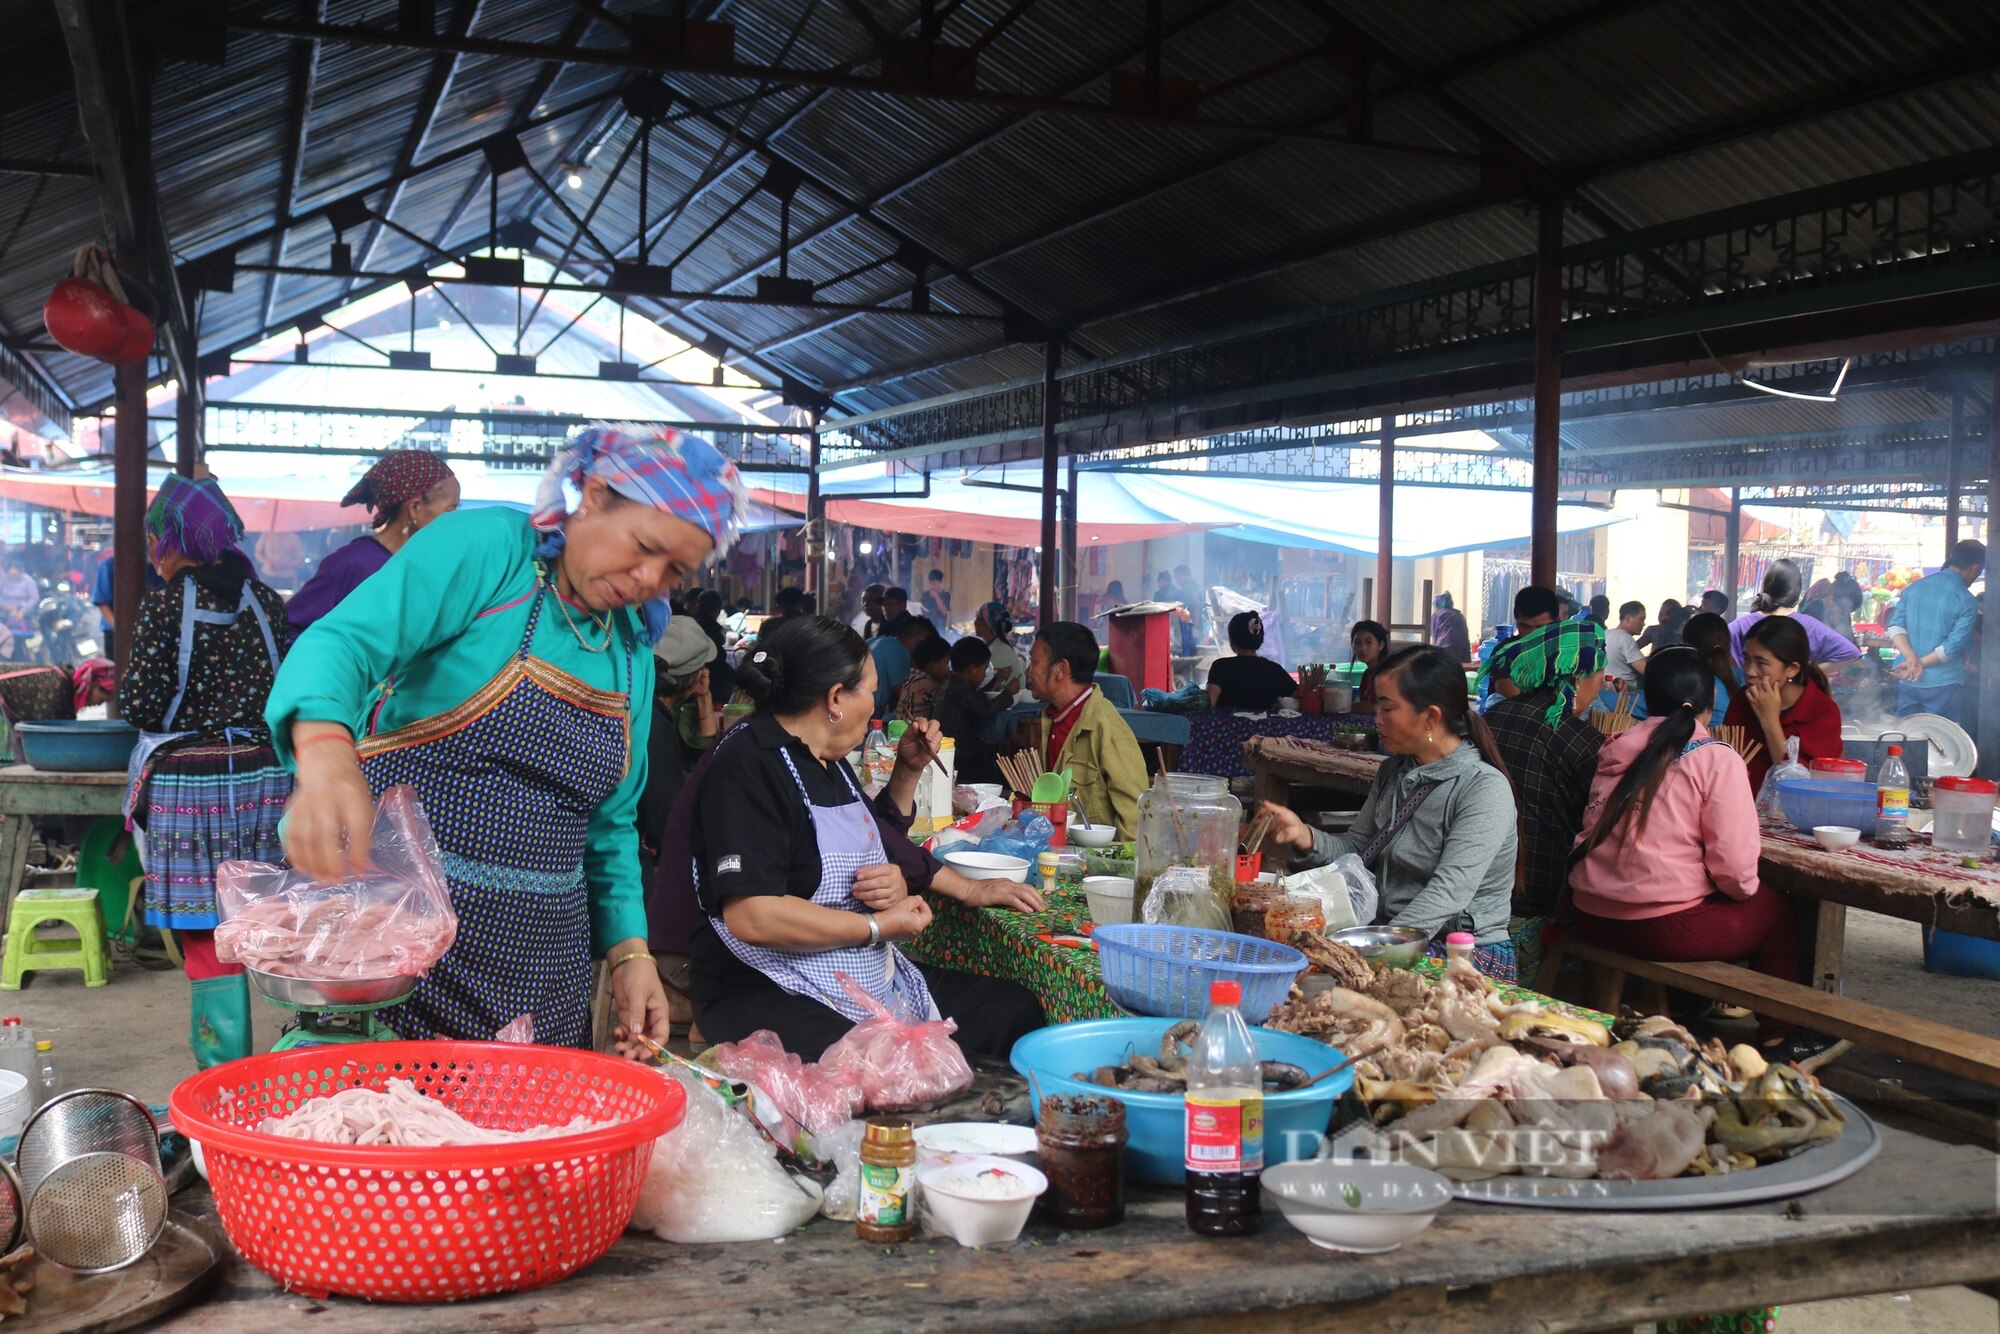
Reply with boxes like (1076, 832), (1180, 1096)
(6, 909), (1996, 1331)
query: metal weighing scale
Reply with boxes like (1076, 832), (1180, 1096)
(246, 968), (412, 1050)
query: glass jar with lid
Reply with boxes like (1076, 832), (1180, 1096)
(1135, 772), (1242, 921)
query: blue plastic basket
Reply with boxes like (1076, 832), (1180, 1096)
(1091, 923), (1306, 1022)
(1774, 778), (1878, 835)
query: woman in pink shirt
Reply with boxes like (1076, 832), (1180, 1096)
(1567, 647), (1820, 1060)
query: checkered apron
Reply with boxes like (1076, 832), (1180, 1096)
(707, 746), (936, 1024)
(358, 583), (632, 1048)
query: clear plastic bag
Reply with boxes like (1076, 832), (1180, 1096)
(812, 1120), (868, 1221)
(213, 785), (456, 979)
(713, 1030), (859, 1134)
(629, 1067), (823, 1243)
(1756, 736), (1806, 819)
(818, 974), (975, 1114)
(1141, 865), (1232, 931)
(1280, 854), (1374, 930)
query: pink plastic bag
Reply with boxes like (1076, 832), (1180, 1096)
(713, 1030), (857, 1134)
(817, 975), (975, 1114)
(214, 786), (456, 980)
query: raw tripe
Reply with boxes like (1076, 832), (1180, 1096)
(258, 1079), (603, 1146)
(215, 896), (452, 979)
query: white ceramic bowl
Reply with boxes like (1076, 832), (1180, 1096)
(1067, 822), (1118, 848)
(965, 783), (1003, 803)
(1813, 825), (1861, 851)
(913, 1122), (1039, 1167)
(1263, 1160), (1451, 1253)
(942, 850), (1032, 883)
(1083, 875), (1136, 926)
(916, 1155), (1047, 1248)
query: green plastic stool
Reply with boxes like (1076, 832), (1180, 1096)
(75, 818), (144, 945)
(1, 888), (111, 989)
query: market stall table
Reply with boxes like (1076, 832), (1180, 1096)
(1180, 712), (1375, 778)
(158, 1097), (2000, 1334)
(984, 699), (1191, 749)
(0, 763), (126, 924)
(1244, 733), (1385, 808)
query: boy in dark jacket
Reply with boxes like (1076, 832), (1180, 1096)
(933, 636), (1016, 784)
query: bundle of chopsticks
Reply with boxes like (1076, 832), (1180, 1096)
(1587, 688), (1639, 736)
(1713, 723), (1764, 769)
(998, 750), (1043, 796)
(1243, 809), (1276, 859)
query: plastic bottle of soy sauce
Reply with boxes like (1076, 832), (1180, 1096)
(1184, 980), (1262, 1236)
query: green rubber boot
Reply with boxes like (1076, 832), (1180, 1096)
(189, 975), (253, 1068)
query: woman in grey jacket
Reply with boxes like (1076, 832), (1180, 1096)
(1258, 645), (1522, 980)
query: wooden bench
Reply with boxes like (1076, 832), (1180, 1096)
(1553, 938), (2000, 1089)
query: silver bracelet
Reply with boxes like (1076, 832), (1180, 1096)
(865, 914), (882, 947)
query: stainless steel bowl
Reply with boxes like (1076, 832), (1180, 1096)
(246, 968), (419, 1009)
(1331, 925), (1430, 969)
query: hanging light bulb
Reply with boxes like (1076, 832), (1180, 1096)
(565, 166), (585, 190)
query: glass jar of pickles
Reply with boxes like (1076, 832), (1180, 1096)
(1135, 773), (1240, 921)
(1230, 881), (1283, 939)
(1264, 893), (1325, 942)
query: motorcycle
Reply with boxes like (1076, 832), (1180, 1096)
(35, 583), (101, 665)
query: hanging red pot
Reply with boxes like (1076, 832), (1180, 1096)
(43, 274), (130, 362)
(111, 305), (153, 366)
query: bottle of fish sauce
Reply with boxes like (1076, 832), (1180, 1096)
(1184, 980), (1262, 1236)
(856, 1116), (916, 1243)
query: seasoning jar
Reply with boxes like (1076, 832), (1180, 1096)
(1230, 881), (1282, 940)
(856, 1116), (916, 1243)
(1037, 1095), (1126, 1229)
(1264, 892), (1325, 943)
(1136, 774), (1241, 918)
(1444, 931), (1476, 971)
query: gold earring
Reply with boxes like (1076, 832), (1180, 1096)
(1426, 728), (1435, 744)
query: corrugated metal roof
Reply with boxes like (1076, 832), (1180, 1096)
(3, 0), (1998, 432)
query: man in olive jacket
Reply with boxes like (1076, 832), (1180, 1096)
(1022, 621), (1146, 840)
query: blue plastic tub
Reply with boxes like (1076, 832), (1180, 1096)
(1922, 927), (2000, 980)
(1774, 778), (1878, 835)
(14, 720), (139, 773)
(1091, 923), (1306, 1023)
(1009, 1018), (1355, 1184)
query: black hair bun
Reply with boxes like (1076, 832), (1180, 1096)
(737, 647), (784, 705)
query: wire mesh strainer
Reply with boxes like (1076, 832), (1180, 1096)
(26, 1152), (167, 1272)
(16, 1088), (159, 1197)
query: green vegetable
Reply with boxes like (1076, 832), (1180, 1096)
(1340, 1181), (1363, 1210)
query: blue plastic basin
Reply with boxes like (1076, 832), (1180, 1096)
(1774, 778), (1878, 835)
(15, 720), (139, 773)
(1923, 927), (2000, 980)
(1010, 1018), (1355, 1184)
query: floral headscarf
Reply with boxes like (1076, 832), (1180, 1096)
(343, 450), (454, 511)
(530, 423), (746, 644)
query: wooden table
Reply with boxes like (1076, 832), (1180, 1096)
(161, 1109), (2000, 1333)
(0, 763), (126, 922)
(1244, 735), (1383, 808)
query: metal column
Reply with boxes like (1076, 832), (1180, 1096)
(804, 412), (823, 596)
(1374, 415), (1395, 625)
(1981, 352), (2000, 780)
(1060, 454), (1079, 621)
(1722, 487), (1742, 611)
(112, 357), (148, 694)
(1944, 388), (1964, 555)
(1038, 339), (1060, 628)
(1529, 197), (1563, 589)
(175, 335), (199, 477)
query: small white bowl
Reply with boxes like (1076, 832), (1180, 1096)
(1067, 822), (1117, 848)
(1263, 1160), (1451, 1253)
(942, 850), (1032, 883)
(916, 1155), (1048, 1248)
(913, 1122), (1039, 1167)
(964, 783), (1003, 802)
(1083, 875), (1136, 925)
(1813, 825), (1861, 851)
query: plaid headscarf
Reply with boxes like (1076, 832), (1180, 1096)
(145, 473), (244, 567)
(343, 449), (453, 511)
(1478, 618), (1604, 729)
(531, 423), (746, 644)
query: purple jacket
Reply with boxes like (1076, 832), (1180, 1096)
(287, 535), (390, 631)
(645, 723), (942, 955)
(1727, 611), (1859, 667)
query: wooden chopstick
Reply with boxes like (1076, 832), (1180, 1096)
(1245, 810), (1275, 860)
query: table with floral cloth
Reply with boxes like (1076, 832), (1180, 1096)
(1178, 712), (1377, 778)
(903, 880), (1612, 1027)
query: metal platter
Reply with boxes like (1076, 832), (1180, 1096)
(1448, 1092), (1881, 1211)
(9, 1210), (223, 1333)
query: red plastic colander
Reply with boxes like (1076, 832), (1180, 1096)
(169, 1042), (683, 1303)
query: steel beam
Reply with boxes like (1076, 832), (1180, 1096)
(1722, 488), (1741, 610)
(1946, 389), (1966, 554)
(0, 158), (95, 177)
(226, 13), (1501, 162)
(53, 0), (198, 396)
(1375, 415), (1394, 623)
(266, 0), (326, 329)
(1983, 350), (2000, 778)
(1038, 339), (1059, 628)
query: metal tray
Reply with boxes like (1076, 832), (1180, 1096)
(1449, 1091), (1881, 1211)
(11, 1210), (223, 1333)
